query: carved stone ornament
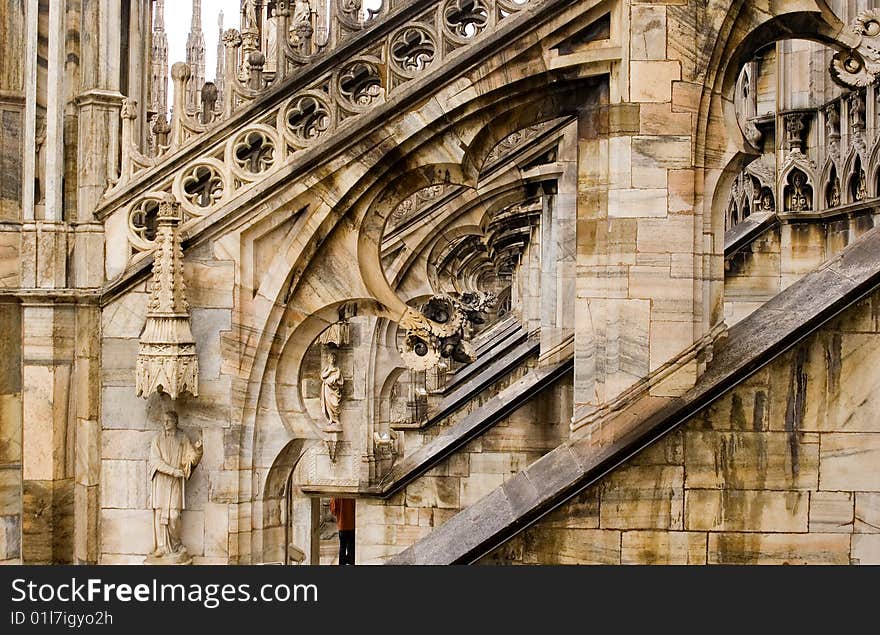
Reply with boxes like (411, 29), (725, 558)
(397, 293), (496, 371)
(136, 194), (200, 400)
(830, 10), (880, 88)
(145, 409), (202, 565)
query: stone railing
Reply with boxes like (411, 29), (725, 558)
(108, 0), (534, 261)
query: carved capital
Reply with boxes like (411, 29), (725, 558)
(121, 98), (138, 120)
(222, 28), (242, 47)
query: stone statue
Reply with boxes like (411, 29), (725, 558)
(320, 350), (343, 430)
(244, 0), (258, 30)
(145, 410), (203, 564)
(293, 0), (312, 25)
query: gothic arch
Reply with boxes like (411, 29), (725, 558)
(824, 162), (841, 209)
(781, 166), (814, 213)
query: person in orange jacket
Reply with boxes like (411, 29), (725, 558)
(329, 497), (356, 565)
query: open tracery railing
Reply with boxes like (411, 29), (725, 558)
(109, 0), (535, 260)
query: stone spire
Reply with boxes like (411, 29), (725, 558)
(150, 0), (169, 118)
(215, 10), (225, 105)
(185, 0), (206, 113)
(136, 194), (199, 401)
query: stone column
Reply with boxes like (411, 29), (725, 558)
(21, 0), (38, 221)
(537, 124), (578, 366)
(0, 301), (22, 562)
(73, 304), (100, 563)
(21, 300), (75, 563)
(0, 0), (25, 221)
(126, 0), (152, 151)
(44, 0), (65, 221)
(76, 0), (123, 218)
(523, 226), (541, 335)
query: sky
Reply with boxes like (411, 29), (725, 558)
(161, 1), (386, 82)
(164, 1), (241, 82)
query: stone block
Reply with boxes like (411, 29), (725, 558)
(522, 528), (621, 564)
(101, 429), (153, 461)
(855, 493), (880, 533)
(184, 261), (234, 308)
(810, 491), (853, 533)
(820, 433), (880, 491)
(181, 509), (205, 557)
(630, 61), (681, 103)
(21, 366), (54, 481)
(100, 338), (139, 386)
(630, 6), (666, 60)
(600, 465), (683, 529)
(684, 431), (819, 490)
(358, 501), (404, 527)
(639, 103), (692, 137)
(818, 334), (880, 433)
(468, 452), (511, 475)
(405, 476), (460, 509)
(75, 418), (99, 486)
(0, 392), (21, 464)
(190, 309), (232, 381)
(630, 432), (684, 467)
(540, 488), (600, 529)
(608, 136), (631, 189)
(0, 514), (21, 560)
(100, 459), (147, 508)
(74, 484), (98, 563)
(101, 292), (148, 338)
(632, 136), (691, 171)
(460, 473), (505, 508)
(0, 232), (20, 288)
(621, 530), (706, 564)
(707, 533), (850, 564)
(208, 470), (240, 504)
(636, 215), (694, 255)
(100, 508), (153, 555)
(404, 507), (419, 526)
(394, 524), (429, 545)
(852, 534), (880, 564)
(0, 467), (20, 515)
(685, 489), (808, 532)
(608, 188), (668, 218)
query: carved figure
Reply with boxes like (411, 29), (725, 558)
(244, 0), (258, 29)
(293, 0), (312, 25)
(146, 410), (203, 564)
(321, 350), (343, 429)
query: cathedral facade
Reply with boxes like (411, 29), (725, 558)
(2, 0), (880, 565)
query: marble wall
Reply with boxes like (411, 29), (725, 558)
(98, 245), (235, 564)
(357, 375), (572, 564)
(0, 301), (21, 562)
(482, 290), (880, 565)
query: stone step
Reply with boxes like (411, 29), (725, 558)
(388, 223), (880, 564)
(442, 322), (528, 395)
(412, 337), (540, 430)
(370, 354), (573, 497)
(723, 211), (777, 256)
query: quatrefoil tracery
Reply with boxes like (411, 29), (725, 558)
(391, 26), (436, 75)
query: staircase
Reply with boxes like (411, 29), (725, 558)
(370, 352), (572, 496)
(388, 223), (880, 564)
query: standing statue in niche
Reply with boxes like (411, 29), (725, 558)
(321, 350), (344, 431)
(145, 410), (203, 565)
(243, 0), (259, 30)
(292, 0), (313, 25)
